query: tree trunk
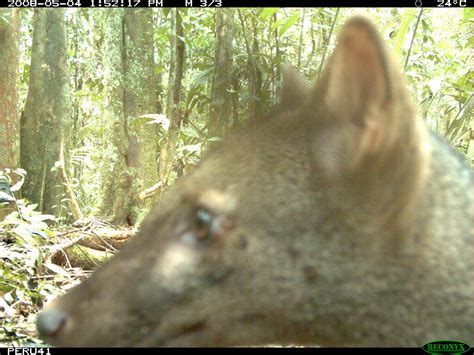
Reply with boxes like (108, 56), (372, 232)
(158, 8), (185, 190)
(209, 9), (234, 138)
(238, 10), (262, 123)
(123, 9), (159, 224)
(20, 9), (71, 218)
(0, 9), (21, 170)
(98, 9), (130, 225)
(99, 9), (158, 225)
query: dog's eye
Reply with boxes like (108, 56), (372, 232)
(195, 209), (215, 241)
(182, 207), (234, 246)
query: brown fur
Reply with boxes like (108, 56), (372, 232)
(37, 17), (473, 347)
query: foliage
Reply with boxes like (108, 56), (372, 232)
(399, 10), (472, 153)
(0, 169), (64, 346)
(15, 9), (469, 214)
(143, 113), (218, 185)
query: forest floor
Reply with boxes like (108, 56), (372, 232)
(0, 216), (133, 347)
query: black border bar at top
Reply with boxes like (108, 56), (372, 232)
(1, 0), (471, 8)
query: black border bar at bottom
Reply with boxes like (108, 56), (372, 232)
(0, 347), (439, 354)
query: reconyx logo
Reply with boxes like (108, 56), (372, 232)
(422, 340), (471, 355)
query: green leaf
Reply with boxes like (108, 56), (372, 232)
(176, 144), (201, 154)
(260, 8), (278, 21)
(463, 8), (473, 22)
(191, 69), (211, 88)
(13, 225), (40, 247)
(279, 13), (300, 37)
(393, 9), (417, 55)
(162, 8), (171, 19)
